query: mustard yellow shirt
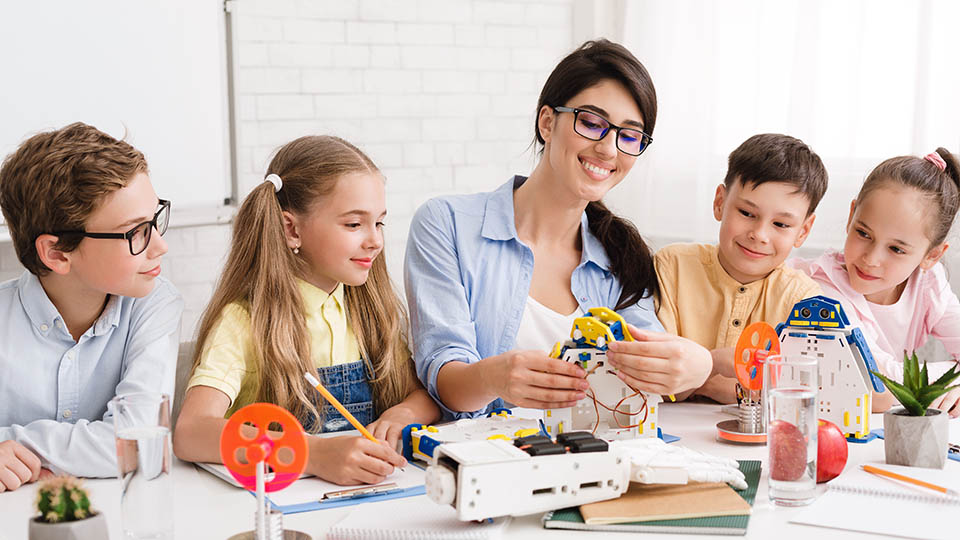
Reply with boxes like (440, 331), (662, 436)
(654, 243), (821, 349)
(188, 280), (361, 415)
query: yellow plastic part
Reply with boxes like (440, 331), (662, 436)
(843, 411), (850, 426)
(546, 410), (552, 418)
(637, 423), (643, 434)
(427, 426), (439, 432)
(514, 428), (540, 438)
(558, 421), (564, 434)
(549, 340), (565, 359)
(571, 316), (616, 347)
(586, 307), (634, 341)
(487, 434), (510, 441)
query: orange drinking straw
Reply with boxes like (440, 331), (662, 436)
(860, 464), (958, 496)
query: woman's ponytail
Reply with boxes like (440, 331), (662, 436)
(585, 201), (659, 310)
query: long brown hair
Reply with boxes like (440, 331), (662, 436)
(533, 39), (659, 309)
(856, 148), (960, 247)
(191, 135), (417, 426)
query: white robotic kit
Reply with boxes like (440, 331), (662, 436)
(425, 431), (630, 521)
(542, 307), (663, 440)
(775, 295), (885, 439)
(401, 409), (545, 464)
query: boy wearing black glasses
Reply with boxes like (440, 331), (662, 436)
(654, 134), (827, 404)
(0, 122), (182, 491)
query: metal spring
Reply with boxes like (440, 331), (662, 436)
(737, 401), (763, 433)
(255, 508), (284, 540)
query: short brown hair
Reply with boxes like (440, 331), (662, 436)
(724, 133), (828, 215)
(0, 122), (147, 276)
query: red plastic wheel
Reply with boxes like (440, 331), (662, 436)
(219, 403), (308, 492)
(733, 322), (779, 391)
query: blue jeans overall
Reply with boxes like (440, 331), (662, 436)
(302, 360), (375, 433)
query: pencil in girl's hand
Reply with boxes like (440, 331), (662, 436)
(304, 372), (406, 472)
(304, 371), (379, 443)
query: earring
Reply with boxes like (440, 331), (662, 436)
(293, 244), (300, 255)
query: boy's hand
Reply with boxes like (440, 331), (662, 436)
(0, 440), (42, 493)
(479, 350), (588, 409)
(309, 435), (407, 486)
(931, 387), (960, 418)
(606, 326), (712, 395)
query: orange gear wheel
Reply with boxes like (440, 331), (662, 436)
(733, 322), (779, 391)
(219, 403), (308, 492)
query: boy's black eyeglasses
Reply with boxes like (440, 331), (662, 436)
(50, 199), (171, 256)
(553, 106), (653, 156)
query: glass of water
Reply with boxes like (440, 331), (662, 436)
(111, 392), (173, 539)
(763, 354), (818, 506)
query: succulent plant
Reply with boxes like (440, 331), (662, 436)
(871, 351), (960, 416)
(34, 476), (94, 523)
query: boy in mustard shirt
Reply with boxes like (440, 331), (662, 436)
(655, 134), (826, 403)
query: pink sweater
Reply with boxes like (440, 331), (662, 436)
(789, 251), (960, 380)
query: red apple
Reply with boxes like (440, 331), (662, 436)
(816, 419), (848, 483)
(768, 420), (807, 481)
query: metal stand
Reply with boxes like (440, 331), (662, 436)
(716, 386), (766, 444)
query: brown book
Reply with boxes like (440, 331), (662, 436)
(580, 482), (752, 525)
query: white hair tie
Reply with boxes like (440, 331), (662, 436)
(265, 173), (282, 192)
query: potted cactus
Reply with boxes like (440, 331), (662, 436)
(28, 476), (109, 540)
(871, 352), (960, 469)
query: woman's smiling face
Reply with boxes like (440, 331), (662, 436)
(538, 79), (643, 204)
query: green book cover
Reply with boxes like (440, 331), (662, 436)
(543, 460), (761, 536)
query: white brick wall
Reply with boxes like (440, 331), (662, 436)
(0, 0), (579, 343)
(232, 0), (577, 305)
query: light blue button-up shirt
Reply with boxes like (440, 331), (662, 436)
(0, 271), (182, 477)
(404, 176), (663, 419)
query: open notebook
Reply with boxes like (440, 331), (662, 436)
(790, 462), (960, 540)
(328, 496), (511, 540)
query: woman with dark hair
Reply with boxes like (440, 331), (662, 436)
(404, 39), (712, 418)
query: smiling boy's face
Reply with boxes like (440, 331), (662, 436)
(713, 178), (816, 284)
(63, 172), (169, 298)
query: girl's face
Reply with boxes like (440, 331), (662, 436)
(844, 183), (946, 304)
(285, 172), (386, 293)
(537, 78), (643, 204)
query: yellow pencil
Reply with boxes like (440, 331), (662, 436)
(860, 464), (958, 496)
(304, 372), (379, 443)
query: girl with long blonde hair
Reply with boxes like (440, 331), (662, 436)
(174, 135), (439, 485)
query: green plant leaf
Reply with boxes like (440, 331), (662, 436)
(930, 364), (960, 388)
(918, 383), (960, 410)
(871, 370), (926, 415)
(920, 359), (929, 388)
(904, 351), (920, 396)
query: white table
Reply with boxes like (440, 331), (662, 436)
(2, 403), (957, 539)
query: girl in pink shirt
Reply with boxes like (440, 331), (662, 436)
(792, 148), (960, 416)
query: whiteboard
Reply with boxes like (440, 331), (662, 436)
(0, 0), (232, 214)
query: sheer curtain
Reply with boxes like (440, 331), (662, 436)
(606, 0), (960, 268)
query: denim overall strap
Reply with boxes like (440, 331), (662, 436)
(302, 360), (375, 433)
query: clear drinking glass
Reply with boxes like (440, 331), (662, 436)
(763, 354), (818, 506)
(111, 392), (174, 539)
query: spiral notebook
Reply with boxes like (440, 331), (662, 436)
(790, 462), (960, 540)
(327, 496), (511, 539)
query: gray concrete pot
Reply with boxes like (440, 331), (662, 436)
(883, 407), (948, 469)
(27, 512), (109, 540)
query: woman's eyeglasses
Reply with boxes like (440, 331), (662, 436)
(553, 106), (653, 156)
(50, 199), (171, 256)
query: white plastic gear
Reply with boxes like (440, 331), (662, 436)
(425, 464), (457, 505)
(612, 438), (748, 490)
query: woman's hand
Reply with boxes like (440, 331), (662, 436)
(478, 350), (589, 409)
(308, 435), (407, 486)
(606, 326), (712, 395)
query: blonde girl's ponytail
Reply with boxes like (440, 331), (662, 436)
(190, 176), (318, 426)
